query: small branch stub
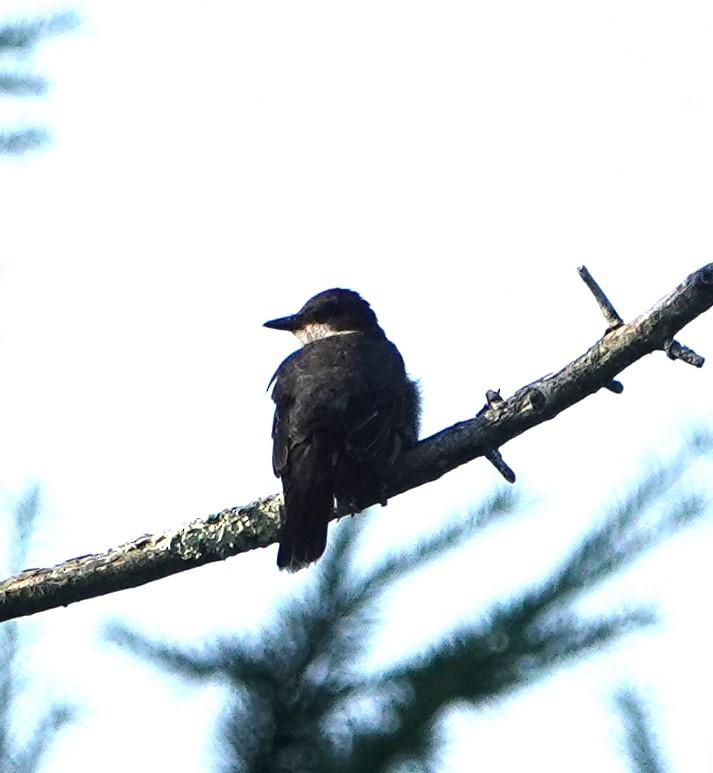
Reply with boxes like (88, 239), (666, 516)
(484, 449), (516, 484)
(481, 390), (516, 483)
(578, 266), (626, 394)
(578, 264), (624, 329)
(664, 339), (705, 368)
(604, 380), (624, 394)
(485, 389), (504, 410)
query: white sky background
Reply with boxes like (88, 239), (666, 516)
(1, 1), (713, 771)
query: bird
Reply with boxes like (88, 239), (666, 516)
(264, 288), (420, 571)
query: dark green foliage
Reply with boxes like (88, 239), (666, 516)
(0, 12), (78, 155)
(0, 75), (47, 96)
(0, 486), (77, 772)
(110, 438), (710, 772)
(616, 688), (668, 773)
(0, 15), (76, 53)
(0, 128), (48, 154)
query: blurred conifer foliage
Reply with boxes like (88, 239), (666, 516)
(110, 436), (710, 772)
(0, 12), (77, 154)
(0, 486), (76, 771)
(616, 687), (668, 773)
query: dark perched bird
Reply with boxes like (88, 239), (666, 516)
(265, 288), (420, 571)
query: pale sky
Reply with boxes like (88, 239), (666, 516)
(1, 2), (713, 771)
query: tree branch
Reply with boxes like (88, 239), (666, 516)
(1, 264), (711, 623)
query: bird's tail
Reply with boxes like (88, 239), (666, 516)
(277, 440), (335, 572)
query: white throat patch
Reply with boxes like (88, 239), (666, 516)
(294, 323), (359, 345)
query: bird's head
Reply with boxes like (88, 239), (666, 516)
(264, 288), (381, 345)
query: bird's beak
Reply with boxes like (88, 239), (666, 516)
(264, 313), (301, 331)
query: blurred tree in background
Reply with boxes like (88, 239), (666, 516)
(0, 12), (77, 154)
(111, 439), (710, 772)
(0, 487), (76, 771)
(1, 14), (80, 759)
(616, 687), (668, 773)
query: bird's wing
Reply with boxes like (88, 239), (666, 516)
(271, 406), (290, 477)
